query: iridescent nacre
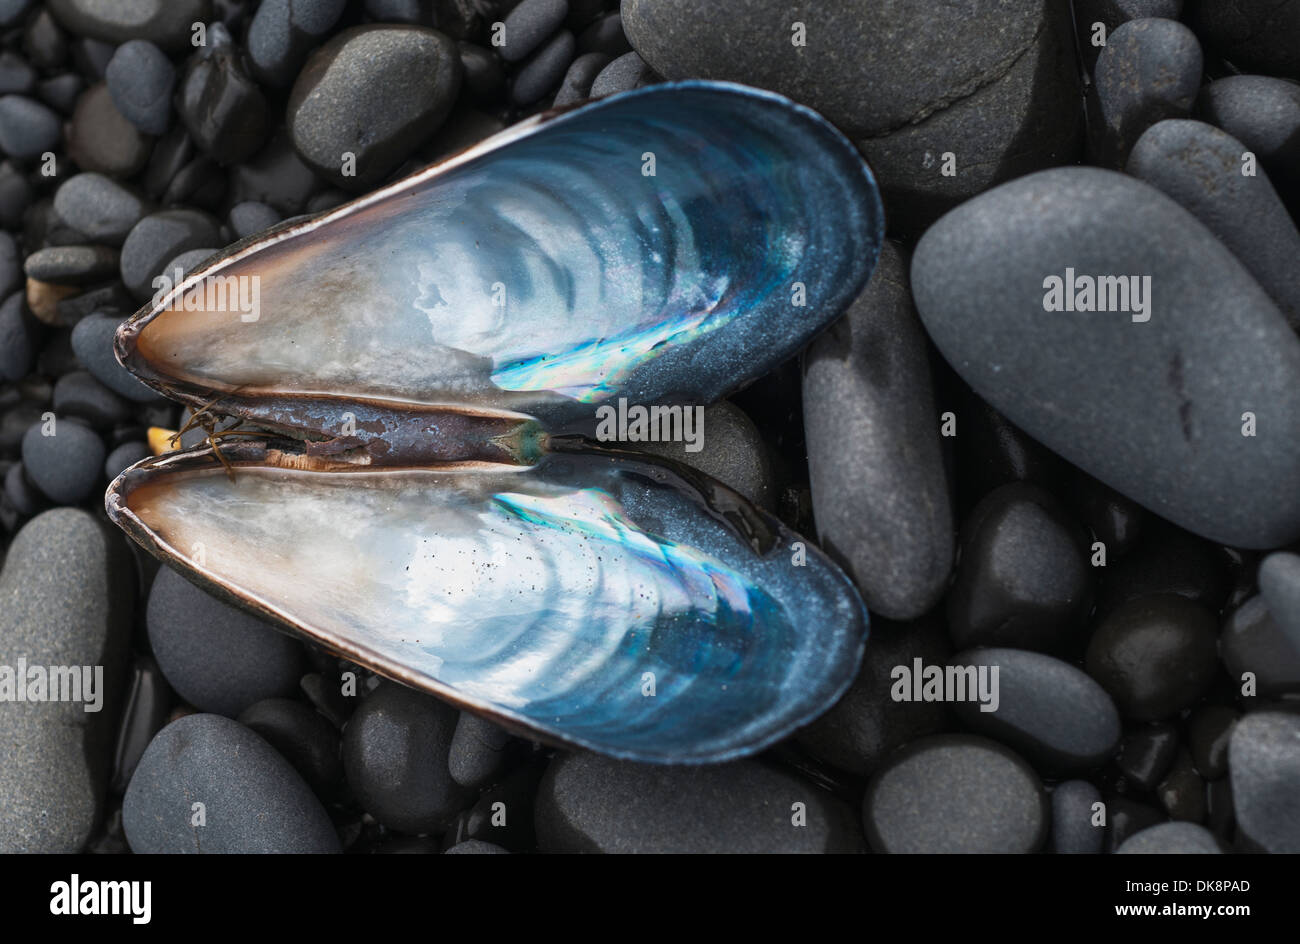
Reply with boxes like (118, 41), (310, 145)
(108, 441), (867, 762)
(118, 81), (884, 432)
(106, 81), (884, 763)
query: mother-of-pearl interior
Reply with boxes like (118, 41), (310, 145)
(124, 455), (867, 762)
(130, 83), (882, 426)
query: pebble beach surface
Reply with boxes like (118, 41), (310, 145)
(0, 0), (1298, 856)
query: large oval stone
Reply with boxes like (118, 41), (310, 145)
(621, 0), (1081, 237)
(912, 167), (1300, 549)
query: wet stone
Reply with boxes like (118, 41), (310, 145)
(175, 31), (270, 165)
(109, 655), (171, 793)
(1188, 705), (1238, 780)
(1156, 748), (1206, 822)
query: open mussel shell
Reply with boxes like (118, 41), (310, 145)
(116, 81), (884, 439)
(106, 439), (869, 763)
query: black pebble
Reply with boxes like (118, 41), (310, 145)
(70, 312), (161, 402)
(228, 200), (280, 239)
(0, 94), (61, 159)
(500, 0), (569, 63)
(589, 50), (653, 97)
(66, 83), (152, 178)
(1156, 748), (1206, 822)
(1114, 721), (1178, 791)
(342, 681), (468, 834)
(3, 460), (44, 516)
(103, 440), (149, 481)
(123, 714), (340, 853)
(948, 646), (1121, 773)
(864, 734), (1048, 854)
(24, 245), (119, 284)
(51, 370), (130, 427)
(553, 51), (608, 107)
(1049, 779), (1103, 854)
(947, 482), (1091, 653)
(1187, 704), (1237, 780)
(109, 655), (171, 793)
(119, 208), (223, 301)
(511, 29), (575, 106)
(238, 697), (343, 800)
(53, 173), (148, 246)
(176, 33), (269, 164)
(0, 290), (34, 382)
(146, 566), (305, 717)
(458, 41), (504, 102)
(104, 40), (174, 135)
(1085, 593), (1219, 721)
(1220, 594), (1300, 699)
(20, 416), (104, 504)
(795, 612), (950, 777)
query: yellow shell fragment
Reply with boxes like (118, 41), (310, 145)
(148, 427), (180, 456)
